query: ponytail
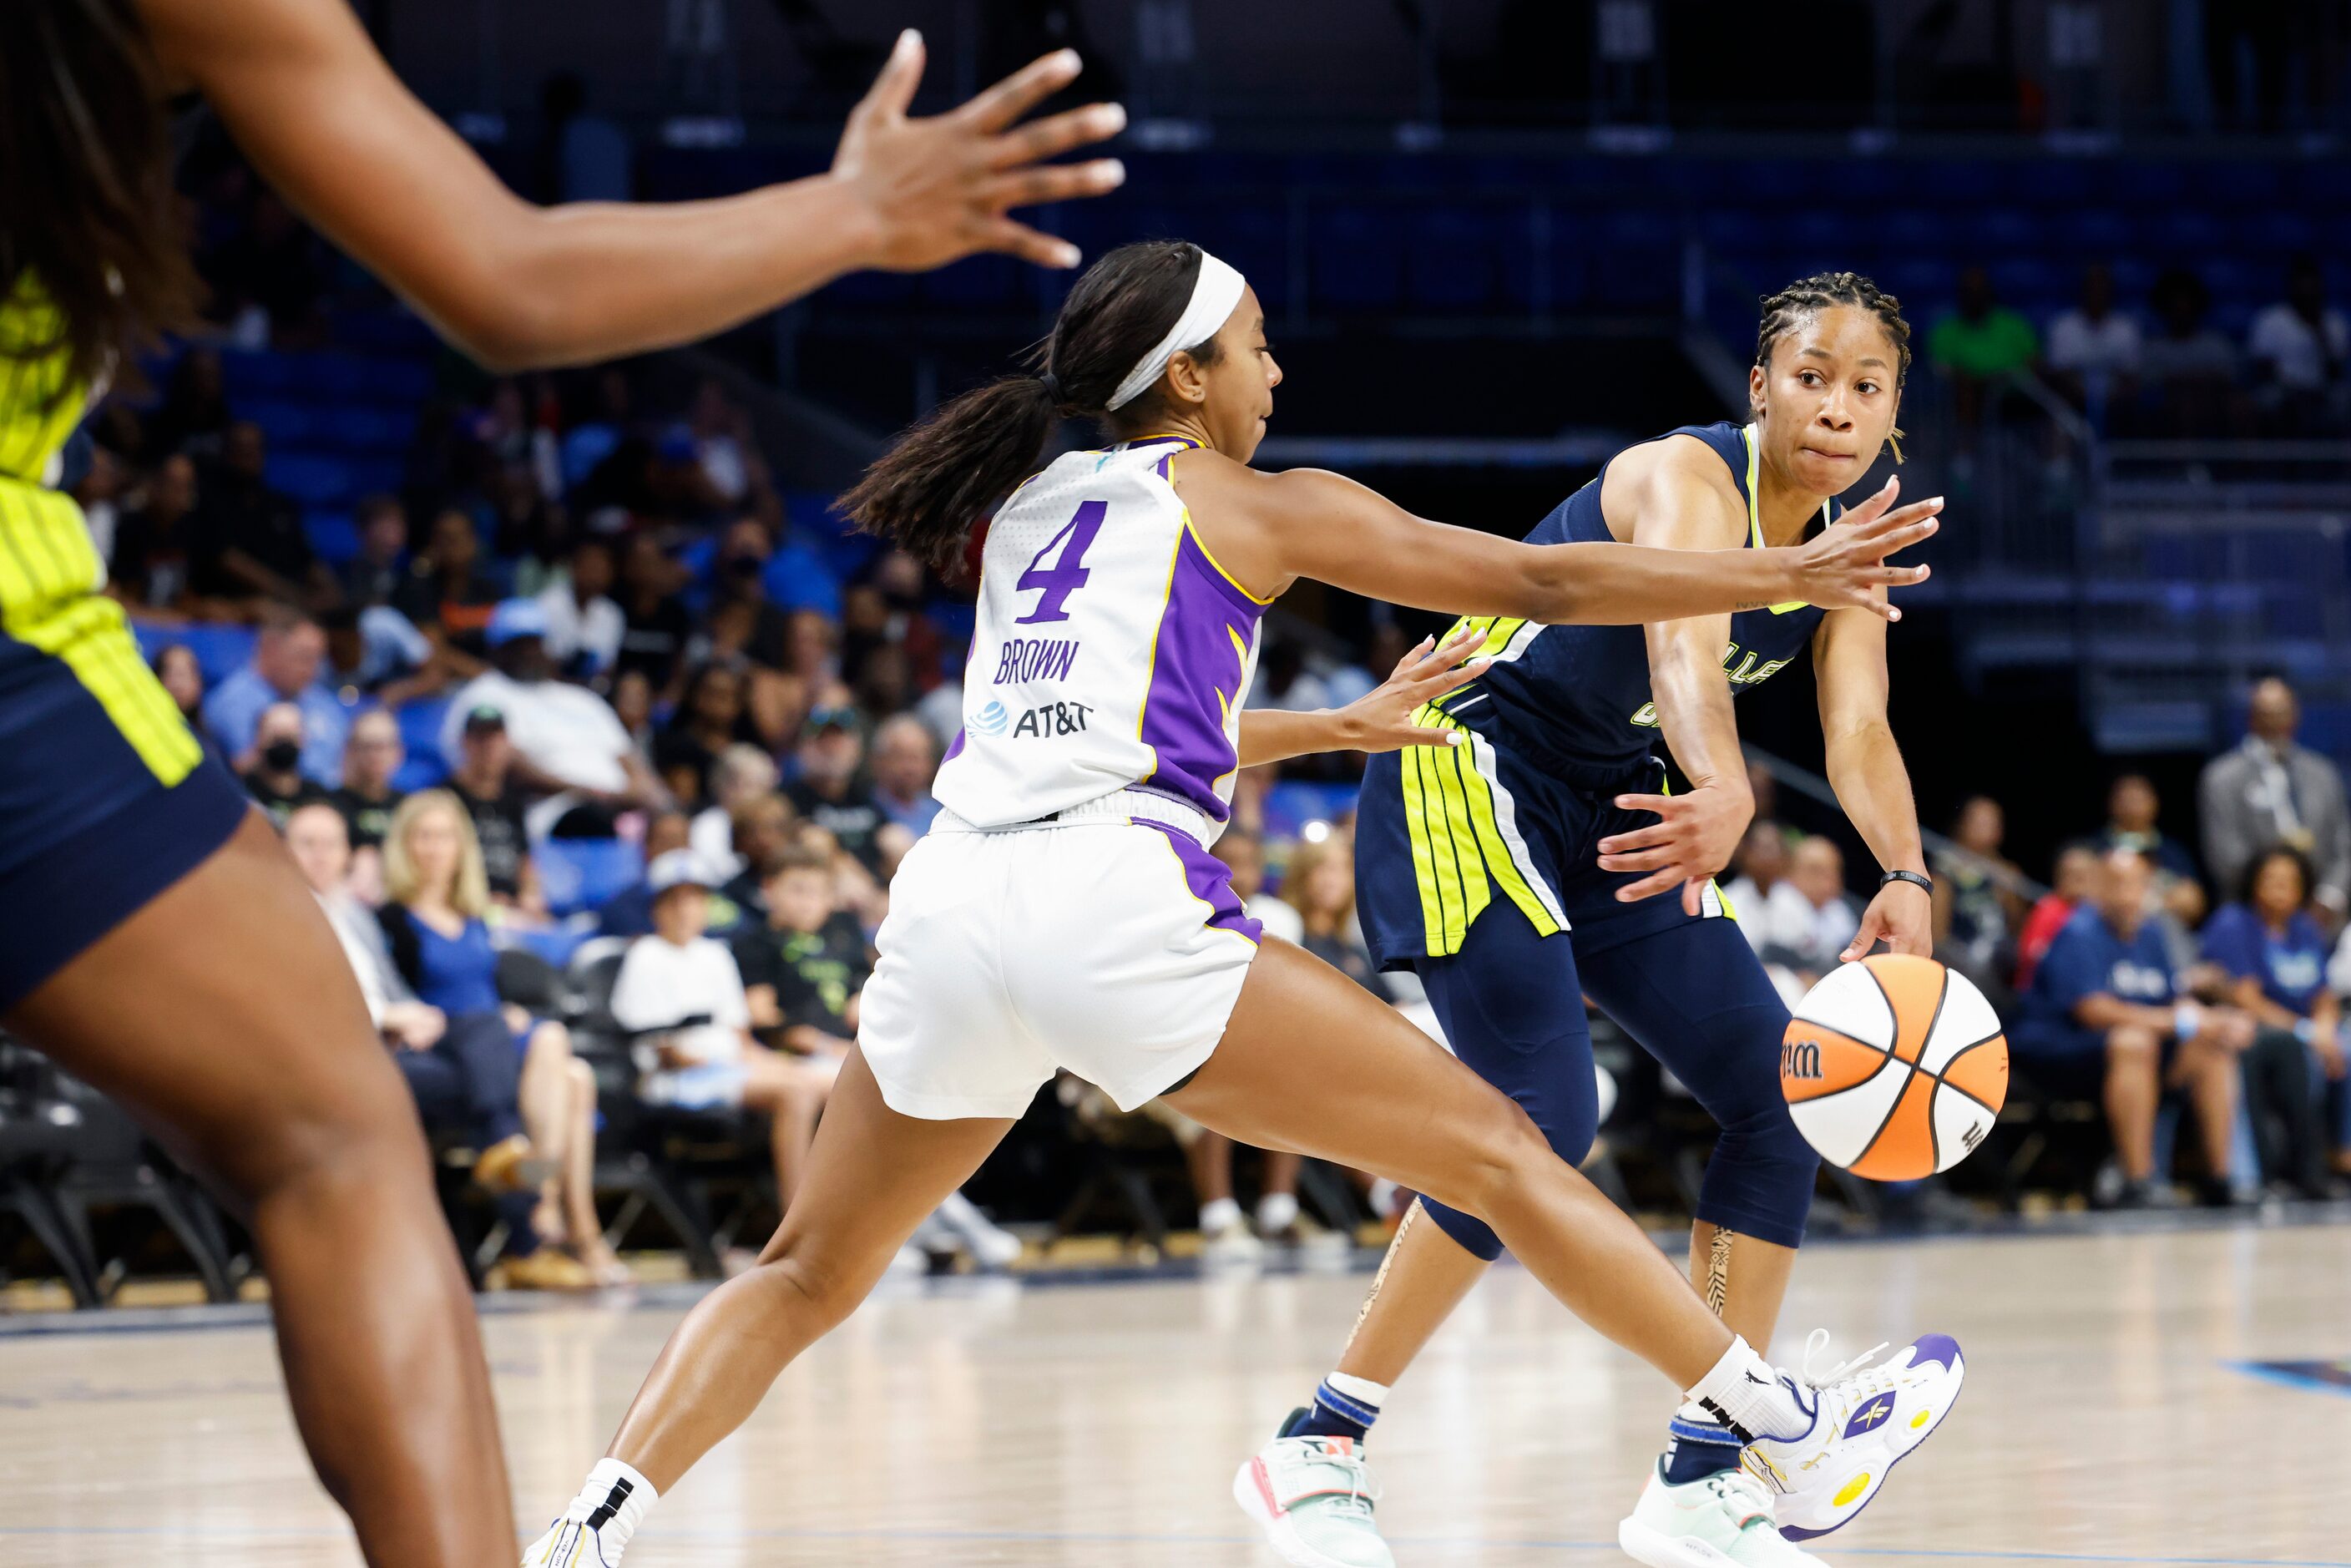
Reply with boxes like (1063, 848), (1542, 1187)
(842, 241), (1219, 569)
(842, 373), (1065, 569)
(0, 0), (200, 395)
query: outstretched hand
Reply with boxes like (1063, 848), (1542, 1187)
(1787, 475), (1941, 621)
(1331, 627), (1492, 753)
(833, 31), (1129, 273)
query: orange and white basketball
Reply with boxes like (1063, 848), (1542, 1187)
(1779, 953), (2008, 1180)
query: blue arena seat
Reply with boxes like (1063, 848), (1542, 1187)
(396, 696), (452, 768)
(304, 510), (360, 564)
(132, 622), (257, 685)
(538, 838), (645, 919)
(268, 453), (353, 508)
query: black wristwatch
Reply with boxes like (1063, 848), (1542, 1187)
(1880, 869), (1934, 898)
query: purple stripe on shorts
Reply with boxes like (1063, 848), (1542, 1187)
(943, 725), (967, 762)
(1144, 822), (1263, 945)
(1135, 528), (1265, 822)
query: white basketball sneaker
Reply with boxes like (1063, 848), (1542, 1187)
(1232, 1428), (1393, 1568)
(1742, 1330), (1965, 1540)
(1618, 1463), (1827, 1568)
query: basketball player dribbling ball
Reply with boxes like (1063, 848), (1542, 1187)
(523, 241), (1950, 1566)
(1234, 274), (1967, 1568)
(4, 5), (1125, 1562)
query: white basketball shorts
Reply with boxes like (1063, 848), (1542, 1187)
(859, 796), (1263, 1120)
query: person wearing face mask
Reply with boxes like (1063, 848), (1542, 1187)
(241, 701), (333, 829)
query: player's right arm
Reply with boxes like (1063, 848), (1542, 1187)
(1176, 459), (1934, 625)
(1590, 446), (1756, 914)
(143, 4), (1125, 369)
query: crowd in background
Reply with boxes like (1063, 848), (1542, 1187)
(1727, 671), (2351, 1211)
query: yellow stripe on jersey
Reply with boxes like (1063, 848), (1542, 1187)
(0, 480), (202, 787)
(0, 278), (83, 485)
(1397, 701), (1565, 957)
(1742, 422), (1830, 616)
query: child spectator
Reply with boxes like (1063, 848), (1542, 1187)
(599, 812), (697, 939)
(609, 851), (840, 1206)
(2017, 843), (2099, 989)
(730, 845), (872, 1056)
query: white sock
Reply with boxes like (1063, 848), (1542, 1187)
(563, 1458), (657, 1555)
(1200, 1196), (1242, 1234)
(1684, 1336), (1807, 1442)
(1256, 1191), (1300, 1232)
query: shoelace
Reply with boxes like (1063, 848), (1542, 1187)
(1706, 1466), (1780, 1528)
(1293, 1443), (1383, 1521)
(1799, 1327), (1892, 1390)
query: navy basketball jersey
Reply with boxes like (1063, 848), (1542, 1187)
(1433, 421), (1839, 769)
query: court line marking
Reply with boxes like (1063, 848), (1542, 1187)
(2229, 1358), (2351, 1399)
(0, 1525), (2343, 1565)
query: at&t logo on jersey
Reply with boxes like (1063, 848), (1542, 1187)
(967, 699), (1094, 740)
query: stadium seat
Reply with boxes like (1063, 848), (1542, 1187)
(537, 838), (645, 920)
(304, 510), (360, 564)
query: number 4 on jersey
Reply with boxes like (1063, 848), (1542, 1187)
(1014, 501), (1106, 625)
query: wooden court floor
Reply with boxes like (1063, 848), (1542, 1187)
(3, 1217), (2348, 1567)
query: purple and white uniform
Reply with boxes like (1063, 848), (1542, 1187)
(861, 435), (1272, 1120)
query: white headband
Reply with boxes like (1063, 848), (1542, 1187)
(1103, 250), (1248, 412)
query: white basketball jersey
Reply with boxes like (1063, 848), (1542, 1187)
(935, 436), (1268, 832)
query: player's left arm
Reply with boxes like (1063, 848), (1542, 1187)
(1814, 605), (1932, 961)
(1236, 627), (1489, 767)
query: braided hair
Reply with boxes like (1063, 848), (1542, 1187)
(1752, 271), (1910, 460)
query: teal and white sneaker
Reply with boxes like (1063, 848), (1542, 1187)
(1232, 1422), (1393, 1568)
(1744, 1330), (1965, 1540)
(1618, 1462), (1827, 1568)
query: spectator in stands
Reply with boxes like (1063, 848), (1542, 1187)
(109, 453), (201, 612)
(2045, 263), (2141, 427)
(151, 643), (226, 766)
(144, 346), (234, 462)
(1725, 821), (1813, 955)
(1249, 637), (1334, 714)
(1217, 827), (1304, 945)
(2017, 842), (2100, 990)
(1285, 836), (1391, 999)
(615, 532), (692, 690)
(240, 701), (333, 827)
(2200, 846), (2338, 1196)
(715, 793), (796, 926)
(284, 802), (595, 1289)
(203, 605), (350, 785)
(2138, 267), (2242, 438)
(445, 704), (544, 915)
(1928, 264), (2039, 441)
(870, 714), (941, 836)
(2015, 847), (2251, 1208)
(611, 666), (657, 760)
(190, 420), (331, 608)
(319, 602), (438, 708)
(534, 536), (624, 680)
(686, 380), (752, 507)
(609, 850), (842, 1206)
(379, 792), (611, 1276)
(1787, 837), (1863, 980)
(599, 812), (696, 939)
(2097, 772), (2199, 887)
(731, 844), (870, 1055)
(2202, 676), (2351, 923)
(442, 599), (673, 830)
(690, 745), (779, 883)
(402, 509), (504, 655)
(2247, 255), (2348, 436)
(655, 660), (756, 807)
(1933, 795), (2025, 997)
(341, 494), (411, 609)
(787, 705), (885, 873)
(332, 708), (407, 854)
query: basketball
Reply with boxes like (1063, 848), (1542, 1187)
(1780, 955), (2008, 1181)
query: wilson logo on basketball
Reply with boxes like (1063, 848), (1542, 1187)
(1781, 1039), (1823, 1080)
